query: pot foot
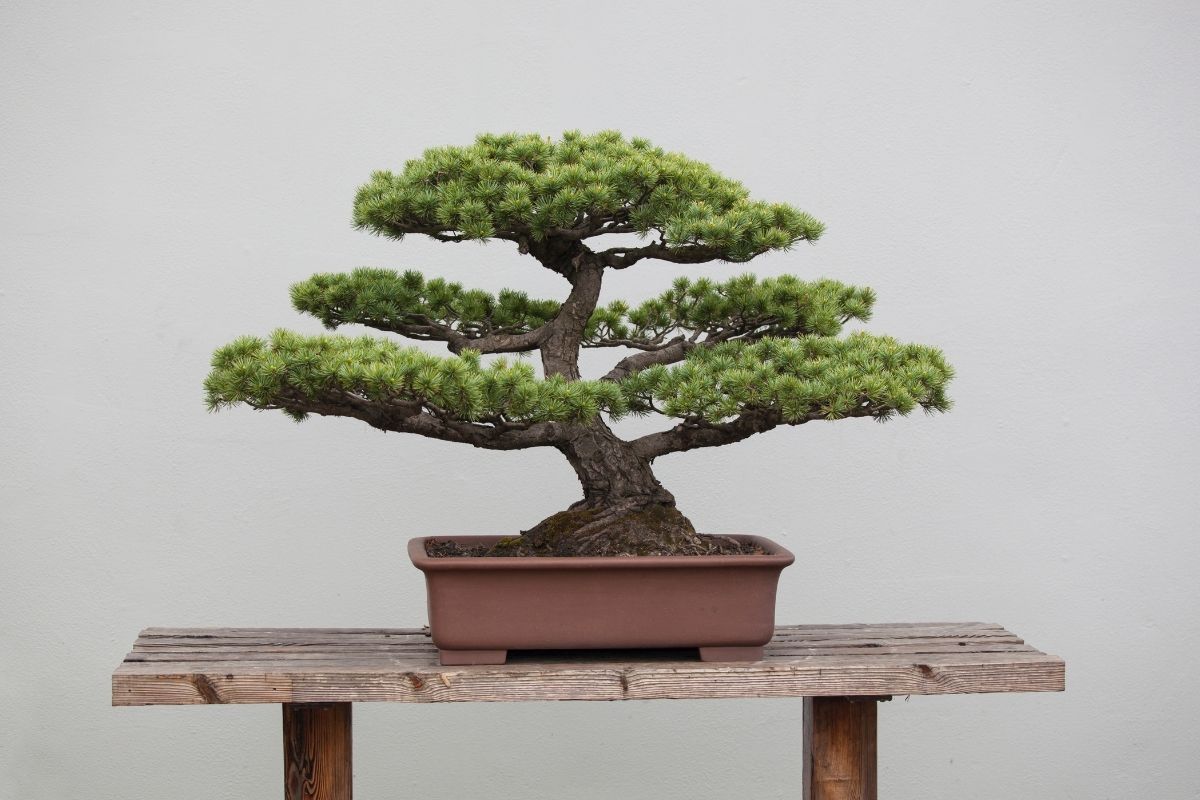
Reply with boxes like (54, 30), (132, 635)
(698, 646), (764, 662)
(438, 649), (508, 666)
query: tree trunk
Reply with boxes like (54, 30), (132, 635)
(480, 252), (743, 557)
(496, 419), (740, 556)
(540, 257), (603, 380)
(561, 422), (675, 509)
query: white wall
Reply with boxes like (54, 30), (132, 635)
(3, 2), (1198, 797)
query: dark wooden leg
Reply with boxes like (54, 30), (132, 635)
(283, 702), (352, 800)
(803, 697), (879, 800)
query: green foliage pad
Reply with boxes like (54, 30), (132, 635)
(621, 334), (953, 423)
(206, 130), (953, 465)
(353, 130), (824, 261)
(205, 331), (626, 424)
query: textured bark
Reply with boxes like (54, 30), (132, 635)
(489, 418), (748, 556)
(560, 422), (674, 509)
(539, 256), (604, 379)
(599, 241), (769, 268)
(367, 317), (547, 356)
(600, 336), (696, 382)
(259, 389), (565, 451)
(632, 409), (786, 458)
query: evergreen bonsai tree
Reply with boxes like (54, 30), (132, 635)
(205, 131), (953, 557)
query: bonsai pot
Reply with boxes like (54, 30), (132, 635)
(409, 534), (794, 665)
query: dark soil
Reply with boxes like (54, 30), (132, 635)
(425, 533), (765, 558)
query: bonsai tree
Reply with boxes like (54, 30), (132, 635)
(205, 131), (953, 557)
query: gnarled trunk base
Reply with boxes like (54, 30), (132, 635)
(427, 421), (762, 557)
(513, 502), (699, 556)
(487, 501), (753, 557)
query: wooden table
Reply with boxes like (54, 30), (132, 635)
(112, 622), (1064, 799)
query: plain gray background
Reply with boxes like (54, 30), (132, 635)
(3, 1), (1198, 797)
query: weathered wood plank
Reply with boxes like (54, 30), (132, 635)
(131, 632), (1024, 649)
(779, 622), (1002, 630)
(138, 622), (1005, 639)
(114, 644), (1064, 706)
(123, 642), (1038, 665)
(115, 648), (1060, 672)
(142, 627), (427, 637)
(113, 623), (1064, 705)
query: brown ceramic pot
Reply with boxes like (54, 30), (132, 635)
(409, 534), (794, 665)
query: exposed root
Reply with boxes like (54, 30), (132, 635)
(427, 502), (761, 557)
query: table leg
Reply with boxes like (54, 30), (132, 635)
(803, 697), (880, 800)
(283, 702), (352, 800)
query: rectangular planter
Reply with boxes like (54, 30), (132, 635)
(409, 534), (794, 665)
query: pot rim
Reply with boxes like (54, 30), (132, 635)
(408, 534), (795, 572)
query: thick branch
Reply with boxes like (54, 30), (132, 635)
(523, 236), (588, 277)
(600, 337), (695, 382)
(379, 222), (530, 245)
(581, 221), (639, 239)
(631, 404), (889, 459)
(595, 327), (772, 384)
(362, 317), (546, 355)
(631, 410), (786, 459)
(258, 388), (564, 451)
(598, 242), (757, 269)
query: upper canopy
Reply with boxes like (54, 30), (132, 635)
(352, 130), (826, 265)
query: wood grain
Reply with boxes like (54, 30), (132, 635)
(283, 703), (351, 800)
(803, 697), (878, 800)
(112, 622), (1064, 706)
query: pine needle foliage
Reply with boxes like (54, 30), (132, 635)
(291, 268), (877, 349)
(292, 268), (559, 339)
(588, 274), (877, 345)
(353, 130), (824, 261)
(204, 331), (627, 424)
(205, 130), (954, 494)
(621, 334), (953, 423)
